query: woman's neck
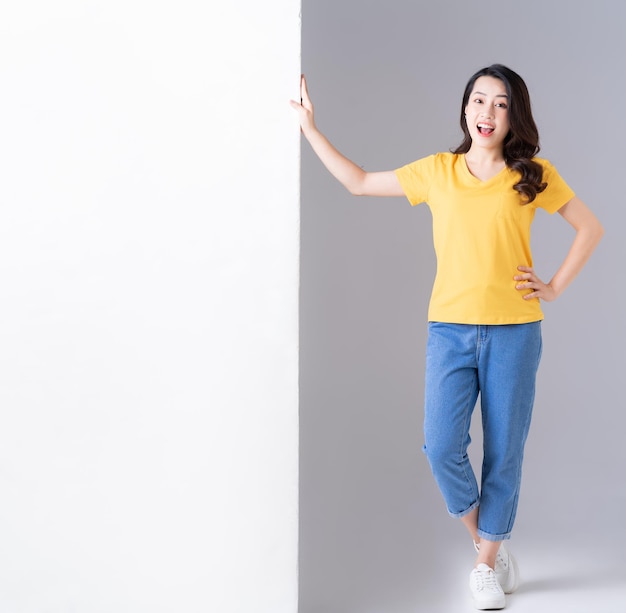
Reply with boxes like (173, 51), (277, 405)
(463, 149), (507, 182)
(464, 147), (505, 166)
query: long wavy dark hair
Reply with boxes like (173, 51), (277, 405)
(452, 64), (546, 204)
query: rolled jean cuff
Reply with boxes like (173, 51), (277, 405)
(448, 498), (480, 519)
(477, 528), (511, 542)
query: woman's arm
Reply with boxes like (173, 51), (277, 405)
(515, 196), (604, 301)
(290, 75), (405, 198)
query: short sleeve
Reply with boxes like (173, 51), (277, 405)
(394, 154), (436, 206)
(536, 159), (576, 214)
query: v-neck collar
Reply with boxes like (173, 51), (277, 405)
(461, 154), (508, 185)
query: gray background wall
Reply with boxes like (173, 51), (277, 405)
(299, 1), (625, 612)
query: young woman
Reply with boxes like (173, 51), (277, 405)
(290, 65), (603, 610)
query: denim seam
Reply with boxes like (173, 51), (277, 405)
(457, 364), (479, 508)
(504, 325), (541, 533)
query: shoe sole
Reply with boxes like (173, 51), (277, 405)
(472, 595), (506, 610)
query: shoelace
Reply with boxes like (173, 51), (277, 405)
(496, 550), (508, 570)
(472, 568), (501, 592)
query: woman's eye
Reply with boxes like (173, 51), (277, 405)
(473, 99), (483, 104)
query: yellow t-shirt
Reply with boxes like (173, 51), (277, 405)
(395, 152), (575, 324)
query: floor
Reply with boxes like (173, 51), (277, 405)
(299, 530), (626, 613)
(413, 542), (626, 613)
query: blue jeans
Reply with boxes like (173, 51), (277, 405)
(423, 322), (542, 541)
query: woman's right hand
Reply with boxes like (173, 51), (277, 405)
(289, 74), (316, 135)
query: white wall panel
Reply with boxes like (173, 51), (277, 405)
(0, 2), (300, 611)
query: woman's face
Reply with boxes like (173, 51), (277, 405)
(464, 76), (510, 152)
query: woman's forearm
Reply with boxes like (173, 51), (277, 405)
(302, 126), (366, 195)
(549, 216), (604, 298)
(515, 196), (603, 302)
(291, 75), (404, 198)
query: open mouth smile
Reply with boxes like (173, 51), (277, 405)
(477, 122), (495, 136)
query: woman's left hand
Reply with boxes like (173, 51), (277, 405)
(514, 266), (558, 302)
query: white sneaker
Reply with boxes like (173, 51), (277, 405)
(473, 541), (520, 594)
(494, 542), (519, 594)
(469, 563), (505, 610)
